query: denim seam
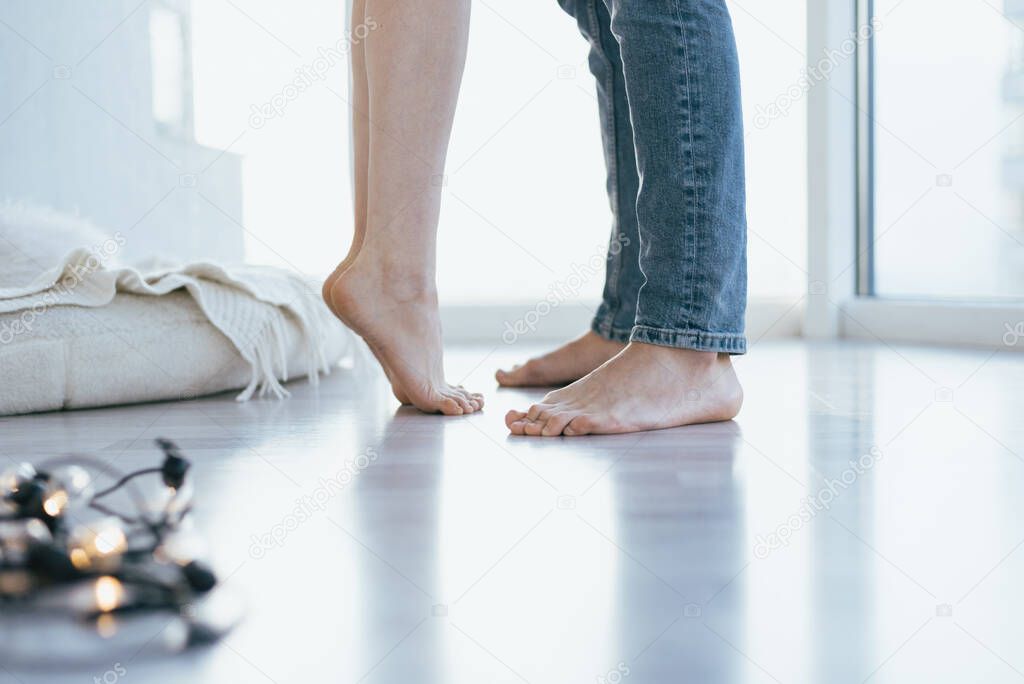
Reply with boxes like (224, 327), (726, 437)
(630, 324), (746, 354)
(669, 0), (701, 330)
(587, 0), (623, 324)
(591, 315), (633, 344)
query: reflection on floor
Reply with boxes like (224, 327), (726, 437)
(2, 340), (1023, 683)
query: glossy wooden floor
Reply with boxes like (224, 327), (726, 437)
(3, 340), (1023, 683)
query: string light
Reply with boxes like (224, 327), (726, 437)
(69, 547), (90, 571)
(0, 464), (36, 517)
(68, 519), (127, 569)
(0, 463), (35, 497)
(42, 488), (68, 517)
(93, 576), (124, 613)
(51, 465), (93, 500)
(0, 438), (224, 641)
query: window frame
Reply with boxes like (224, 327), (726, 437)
(855, 0), (874, 297)
(805, 0), (1024, 350)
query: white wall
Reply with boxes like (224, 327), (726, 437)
(0, 0), (244, 264)
(1, 0), (808, 332)
(189, 1), (807, 308)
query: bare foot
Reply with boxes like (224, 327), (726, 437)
(495, 331), (625, 387)
(505, 342), (742, 436)
(327, 257), (483, 416)
(322, 262), (411, 405)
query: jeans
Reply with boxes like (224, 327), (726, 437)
(559, 0), (748, 354)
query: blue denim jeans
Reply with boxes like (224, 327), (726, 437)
(559, 0), (748, 354)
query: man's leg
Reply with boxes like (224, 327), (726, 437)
(496, 0), (641, 388)
(508, 0), (747, 436)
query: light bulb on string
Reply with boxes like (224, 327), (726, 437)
(93, 576), (124, 612)
(41, 488), (68, 517)
(70, 575), (128, 615)
(1, 463), (39, 515)
(68, 518), (127, 571)
(49, 465), (93, 502)
(36, 465), (92, 520)
(0, 463), (35, 496)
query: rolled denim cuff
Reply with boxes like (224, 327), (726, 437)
(630, 325), (746, 355)
(591, 316), (633, 344)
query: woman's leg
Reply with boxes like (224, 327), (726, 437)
(324, 0), (412, 403)
(327, 0), (482, 415)
(342, 0), (371, 271)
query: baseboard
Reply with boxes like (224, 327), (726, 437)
(839, 298), (1024, 351)
(440, 298), (804, 345)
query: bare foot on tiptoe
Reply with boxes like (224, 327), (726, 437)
(505, 342), (742, 436)
(495, 331), (625, 388)
(326, 257), (483, 416)
(322, 260), (411, 405)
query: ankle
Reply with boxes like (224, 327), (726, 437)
(344, 255), (435, 297)
(376, 268), (436, 301)
(633, 342), (719, 367)
(586, 331), (627, 347)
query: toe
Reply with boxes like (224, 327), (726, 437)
(541, 412), (573, 436)
(453, 386), (483, 412)
(505, 409), (527, 429)
(526, 403), (551, 422)
(523, 419), (545, 436)
(563, 415), (594, 436)
(449, 392), (474, 414)
(437, 396), (463, 416)
(495, 365), (521, 386)
(509, 419), (530, 436)
(496, 362), (537, 387)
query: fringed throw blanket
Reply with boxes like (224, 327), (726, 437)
(0, 247), (352, 403)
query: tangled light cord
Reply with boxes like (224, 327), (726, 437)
(0, 439), (232, 650)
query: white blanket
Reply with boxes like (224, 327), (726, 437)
(0, 205), (359, 408)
